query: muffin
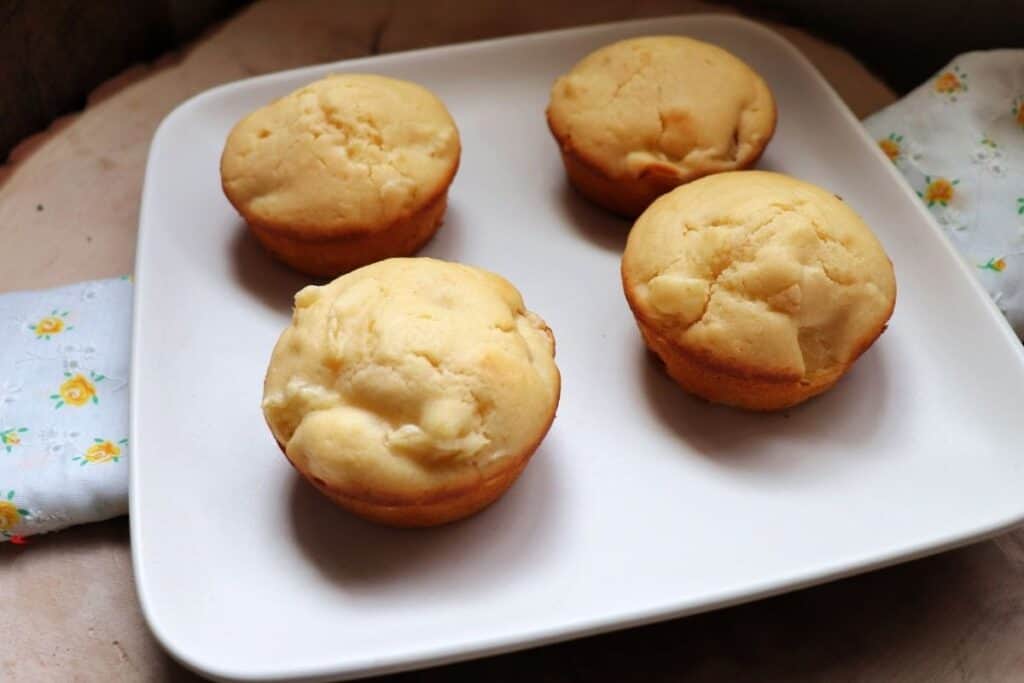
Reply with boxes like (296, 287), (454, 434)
(622, 171), (896, 411)
(262, 257), (561, 526)
(221, 74), (460, 277)
(547, 36), (776, 218)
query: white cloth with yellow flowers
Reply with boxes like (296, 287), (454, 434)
(0, 277), (131, 541)
(864, 49), (1024, 337)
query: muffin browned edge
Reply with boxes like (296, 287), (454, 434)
(266, 322), (560, 527)
(546, 101), (776, 219)
(621, 260), (894, 411)
(221, 146), (460, 277)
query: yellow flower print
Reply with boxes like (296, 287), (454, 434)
(878, 133), (902, 161)
(925, 179), (955, 204)
(934, 65), (968, 100)
(50, 371), (103, 409)
(979, 257), (1007, 273)
(1, 428), (28, 453)
(0, 501), (20, 531)
(29, 309), (72, 340)
(59, 375), (95, 407)
(935, 72), (961, 93)
(74, 438), (127, 466)
(36, 317), (63, 335)
(918, 176), (959, 207)
(0, 490), (30, 536)
(879, 139), (899, 160)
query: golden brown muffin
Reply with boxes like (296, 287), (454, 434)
(221, 74), (460, 277)
(622, 171), (896, 411)
(547, 36), (776, 218)
(262, 258), (561, 527)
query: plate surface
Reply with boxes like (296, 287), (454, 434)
(132, 15), (1024, 682)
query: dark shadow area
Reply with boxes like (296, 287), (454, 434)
(7, 0), (1015, 163)
(0, 0), (246, 161)
(0, 515), (128, 561)
(750, 152), (787, 174)
(372, 535), (1016, 681)
(154, 651), (206, 683)
(638, 338), (890, 470)
(419, 200), (466, 259)
(554, 180), (631, 253)
(288, 440), (562, 594)
(228, 202), (466, 316)
(228, 223), (316, 316)
(728, 0), (1020, 95)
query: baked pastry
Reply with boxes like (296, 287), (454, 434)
(221, 74), (460, 277)
(262, 257), (561, 526)
(622, 171), (896, 411)
(546, 36), (776, 218)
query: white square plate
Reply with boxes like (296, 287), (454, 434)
(132, 14), (1024, 682)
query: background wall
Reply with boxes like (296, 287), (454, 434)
(734, 0), (1023, 93)
(0, 0), (244, 159)
(2, 0), (1020, 161)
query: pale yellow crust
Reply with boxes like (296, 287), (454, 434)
(547, 36), (776, 218)
(621, 171), (896, 411)
(221, 74), (460, 276)
(263, 258), (561, 526)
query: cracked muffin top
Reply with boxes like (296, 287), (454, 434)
(622, 171), (896, 382)
(262, 257), (560, 498)
(221, 74), (459, 235)
(547, 36), (775, 183)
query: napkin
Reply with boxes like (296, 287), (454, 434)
(0, 277), (132, 542)
(864, 50), (1024, 336)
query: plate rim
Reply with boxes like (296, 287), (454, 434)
(130, 12), (1024, 682)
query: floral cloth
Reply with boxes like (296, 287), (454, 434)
(865, 50), (1024, 336)
(0, 277), (131, 541)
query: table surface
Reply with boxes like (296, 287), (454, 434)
(3, 1), (1023, 681)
